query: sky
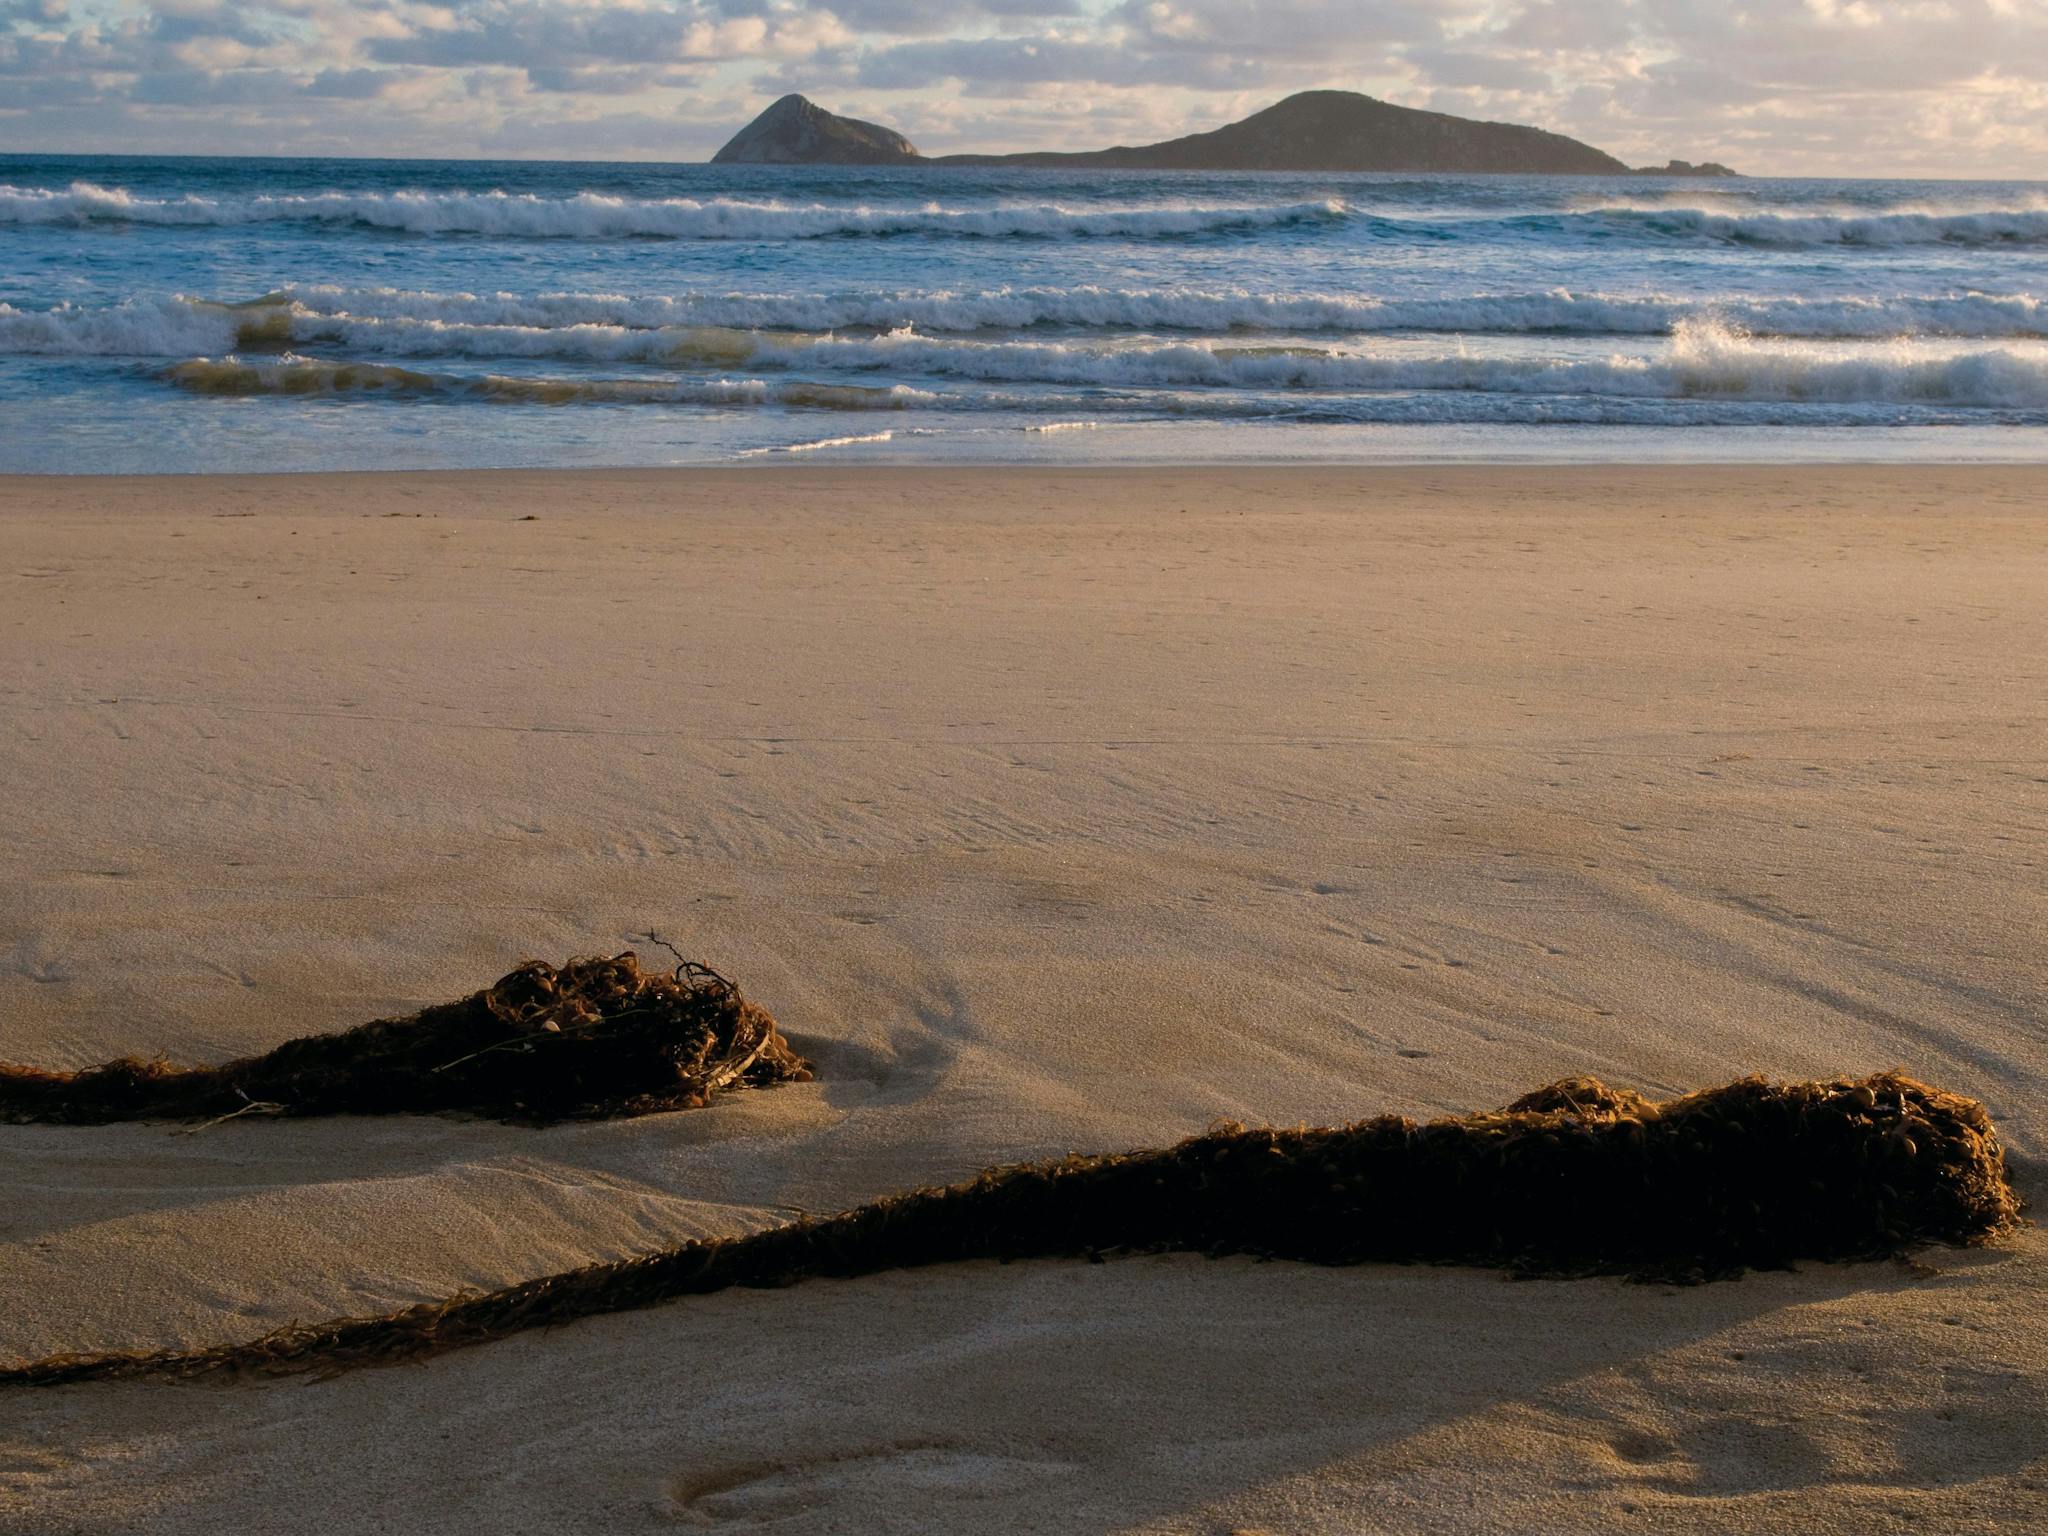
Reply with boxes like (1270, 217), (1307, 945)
(2, 0), (2045, 175)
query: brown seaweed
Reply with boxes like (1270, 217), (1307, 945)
(0, 1071), (2016, 1387)
(0, 953), (808, 1127)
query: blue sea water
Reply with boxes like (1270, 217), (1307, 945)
(3, 155), (2047, 471)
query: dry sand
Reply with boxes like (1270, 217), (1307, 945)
(0, 464), (2043, 1533)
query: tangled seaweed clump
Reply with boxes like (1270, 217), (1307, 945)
(0, 953), (809, 1127)
(1, 1071), (2017, 1387)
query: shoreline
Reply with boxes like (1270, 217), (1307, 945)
(8, 421), (2048, 478)
(9, 454), (2048, 483)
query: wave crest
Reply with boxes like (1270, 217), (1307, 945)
(151, 321), (2048, 414)
(1562, 205), (2048, 248)
(8, 180), (2048, 251)
(0, 182), (1344, 240)
(11, 287), (2048, 362)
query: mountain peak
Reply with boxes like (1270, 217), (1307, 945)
(711, 95), (921, 166)
(1119, 89), (1631, 174)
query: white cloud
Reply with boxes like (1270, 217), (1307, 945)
(1, 0), (2043, 172)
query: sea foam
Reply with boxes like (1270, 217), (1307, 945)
(10, 288), (2048, 362)
(149, 320), (2048, 413)
(10, 181), (2048, 249)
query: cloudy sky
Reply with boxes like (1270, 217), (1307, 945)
(3, 0), (2044, 174)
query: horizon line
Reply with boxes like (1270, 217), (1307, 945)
(6, 148), (2029, 183)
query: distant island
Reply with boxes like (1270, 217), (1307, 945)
(711, 95), (921, 168)
(711, 91), (1738, 177)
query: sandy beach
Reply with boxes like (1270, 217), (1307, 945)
(1, 463), (2043, 1532)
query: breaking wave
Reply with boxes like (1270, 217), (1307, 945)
(151, 322), (2048, 413)
(8, 181), (2048, 252)
(9, 287), (2048, 361)
(753, 324), (2048, 407)
(0, 182), (1344, 240)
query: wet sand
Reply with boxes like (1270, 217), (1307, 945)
(1, 465), (2043, 1532)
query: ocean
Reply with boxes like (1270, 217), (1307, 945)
(3, 155), (2046, 472)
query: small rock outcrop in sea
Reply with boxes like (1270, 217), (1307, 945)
(711, 94), (921, 166)
(1638, 159), (1740, 177)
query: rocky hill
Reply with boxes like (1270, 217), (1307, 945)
(711, 94), (920, 166)
(942, 91), (1628, 175)
(711, 91), (1736, 176)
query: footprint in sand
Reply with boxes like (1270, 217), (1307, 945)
(661, 1444), (1076, 1526)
